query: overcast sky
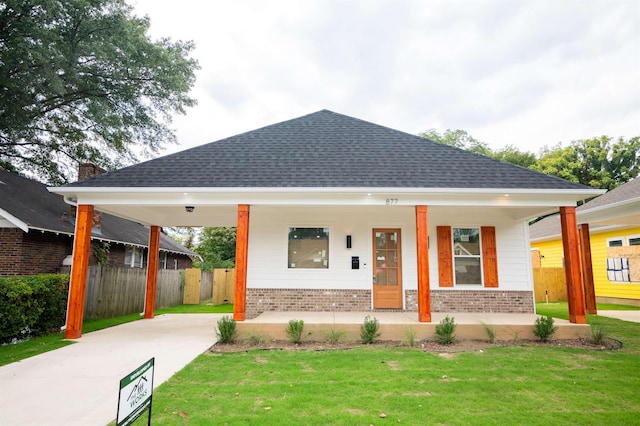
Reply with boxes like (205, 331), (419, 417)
(131, 0), (639, 156)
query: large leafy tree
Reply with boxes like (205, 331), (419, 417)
(419, 128), (492, 156)
(194, 227), (236, 270)
(532, 136), (640, 191)
(0, 0), (199, 184)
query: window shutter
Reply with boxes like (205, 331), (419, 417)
(481, 226), (499, 288)
(437, 226), (454, 287)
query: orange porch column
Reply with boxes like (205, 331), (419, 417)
(234, 205), (250, 321)
(559, 206), (587, 324)
(416, 206), (431, 322)
(578, 223), (597, 315)
(144, 225), (161, 319)
(65, 204), (94, 339)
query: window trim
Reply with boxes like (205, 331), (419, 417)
(627, 234), (640, 246)
(452, 227), (483, 286)
(607, 237), (625, 247)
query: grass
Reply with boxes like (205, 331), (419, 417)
(0, 303), (232, 366)
(127, 302), (640, 425)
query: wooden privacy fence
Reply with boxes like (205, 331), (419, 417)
(182, 268), (234, 305)
(213, 268), (235, 305)
(532, 267), (567, 303)
(84, 266), (185, 319)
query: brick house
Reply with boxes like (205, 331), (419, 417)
(0, 166), (198, 276)
(51, 110), (603, 338)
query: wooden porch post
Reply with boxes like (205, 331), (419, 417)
(144, 225), (161, 319)
(65, 204), (94, 339)
(578, 223), (597, 315)
(416, 206), (431, 322)
(559, 206), (587, 324)
(234, 205), (250, 321)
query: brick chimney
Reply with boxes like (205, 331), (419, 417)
(70, 163), (106, 229)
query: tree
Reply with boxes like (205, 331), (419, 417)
(0, 0), (199, 184)
(532, 136), (640, 190)
(419, 128), (492, 156)
(491, 145), (537, 169)
(194, 227), (236, 270)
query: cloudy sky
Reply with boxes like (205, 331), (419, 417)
(131, 0), (639, 156)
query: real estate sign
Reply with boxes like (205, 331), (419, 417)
(117, 358), (154, 426)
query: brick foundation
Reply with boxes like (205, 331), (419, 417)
(245, 288), (534, 318)
(246, 288), (372, 319)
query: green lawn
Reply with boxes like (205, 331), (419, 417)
(0, 303), (232, 366)
(128, 303), (640, 425)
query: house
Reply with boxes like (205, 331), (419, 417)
(50, 110), (603, 338)
(530, 178), (640, 306)
(0, 166), (198, 276)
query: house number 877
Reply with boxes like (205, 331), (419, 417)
(385, 198), (398, 205)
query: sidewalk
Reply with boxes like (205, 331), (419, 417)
(598, 310), (640, 323)
(0, 314), (220, 426)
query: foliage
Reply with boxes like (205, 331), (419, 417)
(245, 332), (270, 346)
(420, 129), (639, 190)
(533, 315), (558, 342)
(404, 326), (417, 347)
(285, 319), (305, 344)
(0, 0), (199, 184)
(325, 327), (347, 345)
(590, 324), (607, 345)
(163, 227), (198, 250)
(482, 323), (496, 344)
(531, 136), (640, 190)
(194, 227), (236, 270)
(360, 315), (381, 344)
(156, 303), (234, 314)
(216, 316), (237, 344)
(435, 315), (456, 344)
(93, 242), (111, 267)
(0, 274), (69, 343)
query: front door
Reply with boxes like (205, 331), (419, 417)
(373, 229), (403, 309)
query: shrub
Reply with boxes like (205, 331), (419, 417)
(590, 324), (607, 345)
(435, 316), (456, 345)
(246, 331), (269, 346)
(482, 323), (496, 344)
(216, 316), (237, 343)
(325, 327), (346, 345)
(360, 315), (381, 344)
(533, 315), (558, 342)
(0, 274), (69, 343)
(405, 326), (417, 347)
(286, 319), (305, 343)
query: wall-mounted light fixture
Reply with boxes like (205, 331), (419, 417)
(346, 235), (352, 249)
(185, 206), (195, 213)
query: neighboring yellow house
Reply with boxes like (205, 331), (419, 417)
(530, 178), (640, 306)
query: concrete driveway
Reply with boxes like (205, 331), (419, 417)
(0, 314), (221, 426)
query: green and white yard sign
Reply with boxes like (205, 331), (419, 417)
(117, 358), (154, 426)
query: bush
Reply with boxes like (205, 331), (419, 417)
(360, 315), (381, 344)
(435, 316), (456, 345)
(286, 319), (305, 343)
(590, 324), (607, 345)
(405, 326), (417, 347)
(533, 315), (558, 342)
(216, 316), (237, 343)
(325, 327), (346, 345)
(482, 322), (496, 344)
(0, 274), (69, 343)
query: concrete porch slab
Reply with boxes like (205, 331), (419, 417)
(237, 311), (590, 342)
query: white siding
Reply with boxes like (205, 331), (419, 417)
(246, 205), (532, 292)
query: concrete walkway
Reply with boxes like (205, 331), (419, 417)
(0, 314), (221, 426)
(598, 310), (640, 323)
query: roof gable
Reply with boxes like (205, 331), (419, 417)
(66, 110), (591, 191)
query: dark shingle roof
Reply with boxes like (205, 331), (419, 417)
(66, 110), (591, 190)
(0, 170), (196, 256)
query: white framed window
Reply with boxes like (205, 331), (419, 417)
(159, 252), (168, 269)
(124, 246), (146, 268)
(628, 235), (640, 246)
(288, 227), (329, 269)
(607, 237), (624, 247)
(452, 227), (482, 285)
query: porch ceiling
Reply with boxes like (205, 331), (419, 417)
(49, 186), (602, 227)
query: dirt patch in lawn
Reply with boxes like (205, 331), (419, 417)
(210, 338), (622, 353)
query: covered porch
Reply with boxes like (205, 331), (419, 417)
(237, 310), (591, 342)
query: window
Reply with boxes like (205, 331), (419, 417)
(159, 252), (168, 269)
(607, 238), (624, 247)
(124, 246), (146, 268)
(437, 225), (498, 288)
(452, 228), (482, 285)
(288, 227), (329, 269)
(629, 236), (640, 246)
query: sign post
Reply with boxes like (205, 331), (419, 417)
(117, 358), (154, 426)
